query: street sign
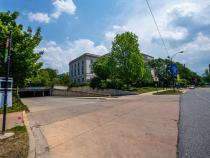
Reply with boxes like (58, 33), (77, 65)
(0, 77), (13, 108)
(166, 64), (178, 78)
(172, 64), (178, 78)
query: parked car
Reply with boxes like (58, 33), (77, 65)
(189, 85), (195, 89)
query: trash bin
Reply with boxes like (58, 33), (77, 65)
(0, 77), (13, 108)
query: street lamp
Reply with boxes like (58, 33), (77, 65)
(168, 51), (184, 92)
(170, 51), (184, 60)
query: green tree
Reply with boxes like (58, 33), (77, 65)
(176, 62), (201, 85)
(148, 58), (170, 86)
(56, 73), (70, 86)
(93, 54), (112, 80)
(0, 11), (43, 87)
(111, 32), (144, 89)
(91, 32), (145, 90)
(148, 58), (202, 86)
(203, 69), (210, 83)
(25, 68), (58, 87)
(140, 64), (153, 86)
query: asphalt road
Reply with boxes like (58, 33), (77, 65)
(22, 94), (179, 158)
(179, 88), (210, 158)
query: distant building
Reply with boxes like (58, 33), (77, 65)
(69, 53), (100, 84)
(69, 52), (154, 84)
(209, 64), (210, 73)
(142, 53), (154, 63)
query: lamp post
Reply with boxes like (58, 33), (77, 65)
(168, 51), (184, 92)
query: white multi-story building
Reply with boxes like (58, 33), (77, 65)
(69, 52), (154, 84)
(69, 53), (100, 84)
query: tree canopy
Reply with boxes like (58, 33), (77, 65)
(92, 32), (145, 89)
(26, 68), (70, 87)
(111, 32), (145, 88)
(0, 11), (43, 87)
(148, 58), (202, 86)
(202, 69), (210, 84)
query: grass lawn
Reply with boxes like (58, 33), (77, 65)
(0, 126), (29, 158)
(137, 87), (164, 94)
(153, 89), (183, 95)
(0, 93), (29, 114)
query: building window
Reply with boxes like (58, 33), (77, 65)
(82, 60), (84, 74)
(78, 79), (80, 83)
(82, 78), (84, 82)
(78, 68), (80, 75)
(71, 65), (73, 77)
(90, 59), (94, 73)
(82, 68), (84, 74)
(78, 62), (80, 75)
(74, 64), (77, 76)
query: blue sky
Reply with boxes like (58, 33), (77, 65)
(1, 0), (210, 74)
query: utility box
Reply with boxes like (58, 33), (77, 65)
(0, 77), (13, 108)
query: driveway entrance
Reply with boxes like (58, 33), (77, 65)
(22, 94), (179, 158)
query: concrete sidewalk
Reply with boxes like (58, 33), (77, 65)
(141, 88), (188, 96)
(0, 112), (24, 130)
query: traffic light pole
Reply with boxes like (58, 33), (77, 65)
(2, 31), (12, 134)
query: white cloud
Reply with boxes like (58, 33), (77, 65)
(166, 2), (201, 17)
(37, 39), (108, 73)
(46, 41), (57, 46)
(181, 33), (210, 52)
(28, 12), (50, 23)
(174, 33), (210, 74)
(153, 27), (188, 41)
(104, 0), (210, 74)
(51, 0), (76, 19)
(28, 0), (76, 23)
(105, 25), (130, 41)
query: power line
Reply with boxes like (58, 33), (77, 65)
(145, 0), (169, 56)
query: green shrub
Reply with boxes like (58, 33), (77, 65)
(0, 93), (29, 114)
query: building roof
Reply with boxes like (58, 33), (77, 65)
(141, 53), (154, 59)
(69, 53), (100, 65)
(69, 52), (154, 65)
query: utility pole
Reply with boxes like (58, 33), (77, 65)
(2, 31), (12, 133)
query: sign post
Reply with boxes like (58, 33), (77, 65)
(171, 63), (178, 92)
(2, 31), (12, 134)
(166, 63), (178, 92)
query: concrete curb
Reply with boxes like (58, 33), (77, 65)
(181, 89), (188, 94)
(140, 89), (167, 95)
(29, 116), (51, 158)
(22, 111), (36, 158)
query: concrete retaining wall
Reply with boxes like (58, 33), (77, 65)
(52, 86), (138, 97)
